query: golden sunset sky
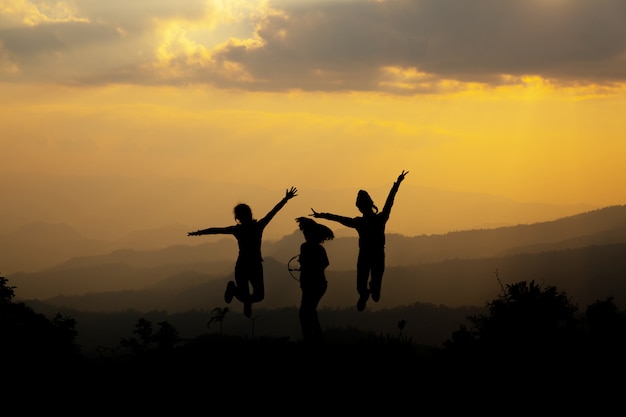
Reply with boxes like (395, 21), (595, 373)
(1, 0), (625, 242)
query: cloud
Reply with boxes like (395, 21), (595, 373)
(0, 0), (89, 26)
(1, 0), (625, 91)
(211, 0), (626, 91)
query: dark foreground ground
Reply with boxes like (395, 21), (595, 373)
(6, 333), (624, 414)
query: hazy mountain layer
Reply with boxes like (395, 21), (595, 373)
(9, 205), (626, 311)
(1, 173), (595, 274)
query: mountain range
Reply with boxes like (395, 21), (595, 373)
(6, 204), (626, 313)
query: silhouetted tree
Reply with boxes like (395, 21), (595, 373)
(0, 275), (81, 365)
(121, 318), (154, 354)
(154, 320), (179, 350)
(584, 297), (626, 359)
(444, 280), (582, 364)
(120, 317), (180, 354)
(0, 276), (15, 303)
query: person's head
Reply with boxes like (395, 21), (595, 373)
(296, 217), (334, 244)
(356, 190), (378, 214)
(234, 203), (253, 224)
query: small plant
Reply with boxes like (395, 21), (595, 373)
(207, 307), (230, 336)
(397, 318), (412, 344)
(120, 318), (180, 354)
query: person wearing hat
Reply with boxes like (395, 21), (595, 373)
(311, 170), (408, 311)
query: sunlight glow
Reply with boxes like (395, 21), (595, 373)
(379, 66), (490, 94)
(154, 21), (212, 71)
(149, 1), (271, 81)
(2, 0), (89, 26)
(2, 0), (625, 242)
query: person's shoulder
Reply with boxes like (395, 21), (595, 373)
(352, 216), (366, 224)
(241, 219), (259, 227)
(234, 222), (252, 232)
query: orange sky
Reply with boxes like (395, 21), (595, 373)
(1, 0), (625, 241)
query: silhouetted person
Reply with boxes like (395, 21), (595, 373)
(311, 170), (408, 311)
(188, 186), (298, 318)
(295, 217), (334, 345)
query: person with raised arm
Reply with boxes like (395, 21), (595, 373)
(311, 170), (408, 311)
(188, 186), (298, 318)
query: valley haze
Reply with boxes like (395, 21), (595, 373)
(5, 198), (626, 354)
(5, 201), (626, 312)
(1, 173), (595, 274)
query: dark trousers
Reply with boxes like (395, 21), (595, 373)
(356, 250), (385, 296)
(299, 281), (327, 343)
(234, 260), (264, 303)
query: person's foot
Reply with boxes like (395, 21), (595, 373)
(356, 291), (369, 312)
(243, 302), (252, 318)
(370, 284), (381, 302)
(224, 281), (236, 304)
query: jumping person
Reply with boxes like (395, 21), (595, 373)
(188, 186), (298, 318)
(295, 217), (334, 345)
(311, 170), (408, 311)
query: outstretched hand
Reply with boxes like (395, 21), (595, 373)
(285, 186), (298, 200)
(188, 230), (200, 236)
(310, 208), (319, 218)
(397, 170), (409, 183)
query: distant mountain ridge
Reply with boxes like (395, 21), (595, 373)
(8, 205), (626, 311)
(266, 204), (626, 270)
(0, 172), (595, 240)
(0, 222), (112, 275)
(19, 242), (626, 314)
(0, 222), (194, 274)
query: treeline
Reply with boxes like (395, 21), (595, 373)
(25, 302), (483, 356)
(3, 274), (626, 408)
(4, 273), (626, 367)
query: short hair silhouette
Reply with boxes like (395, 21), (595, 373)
(234, 203), (253, 223)
(188, 187), (298, 318)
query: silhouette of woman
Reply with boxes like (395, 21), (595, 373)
(311, 170), (408, 311)
(188, 186), (298, 318)
(295, 217), (334, 345)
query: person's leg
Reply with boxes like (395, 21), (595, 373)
(299, 292), (313, 342)
(369, 251), (385, 302)
(233, 261), (251, 302)
(310, 310), (321, 342)
(234, 262), (263, 318)
(233, 261), (254, 317)
(248, 262), (265, 303)
(356, 253), (371, 311)
(224, 278), (237, 304)
(224, 260), (246, 304)
(300, 283), (326, 343)
(310, 282), (327, 343)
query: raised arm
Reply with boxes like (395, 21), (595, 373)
(381, 170), (409, 216)
(310, 208), (356, 228)
(258, 186), (298, 227)
(188, 226), (236, 236)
